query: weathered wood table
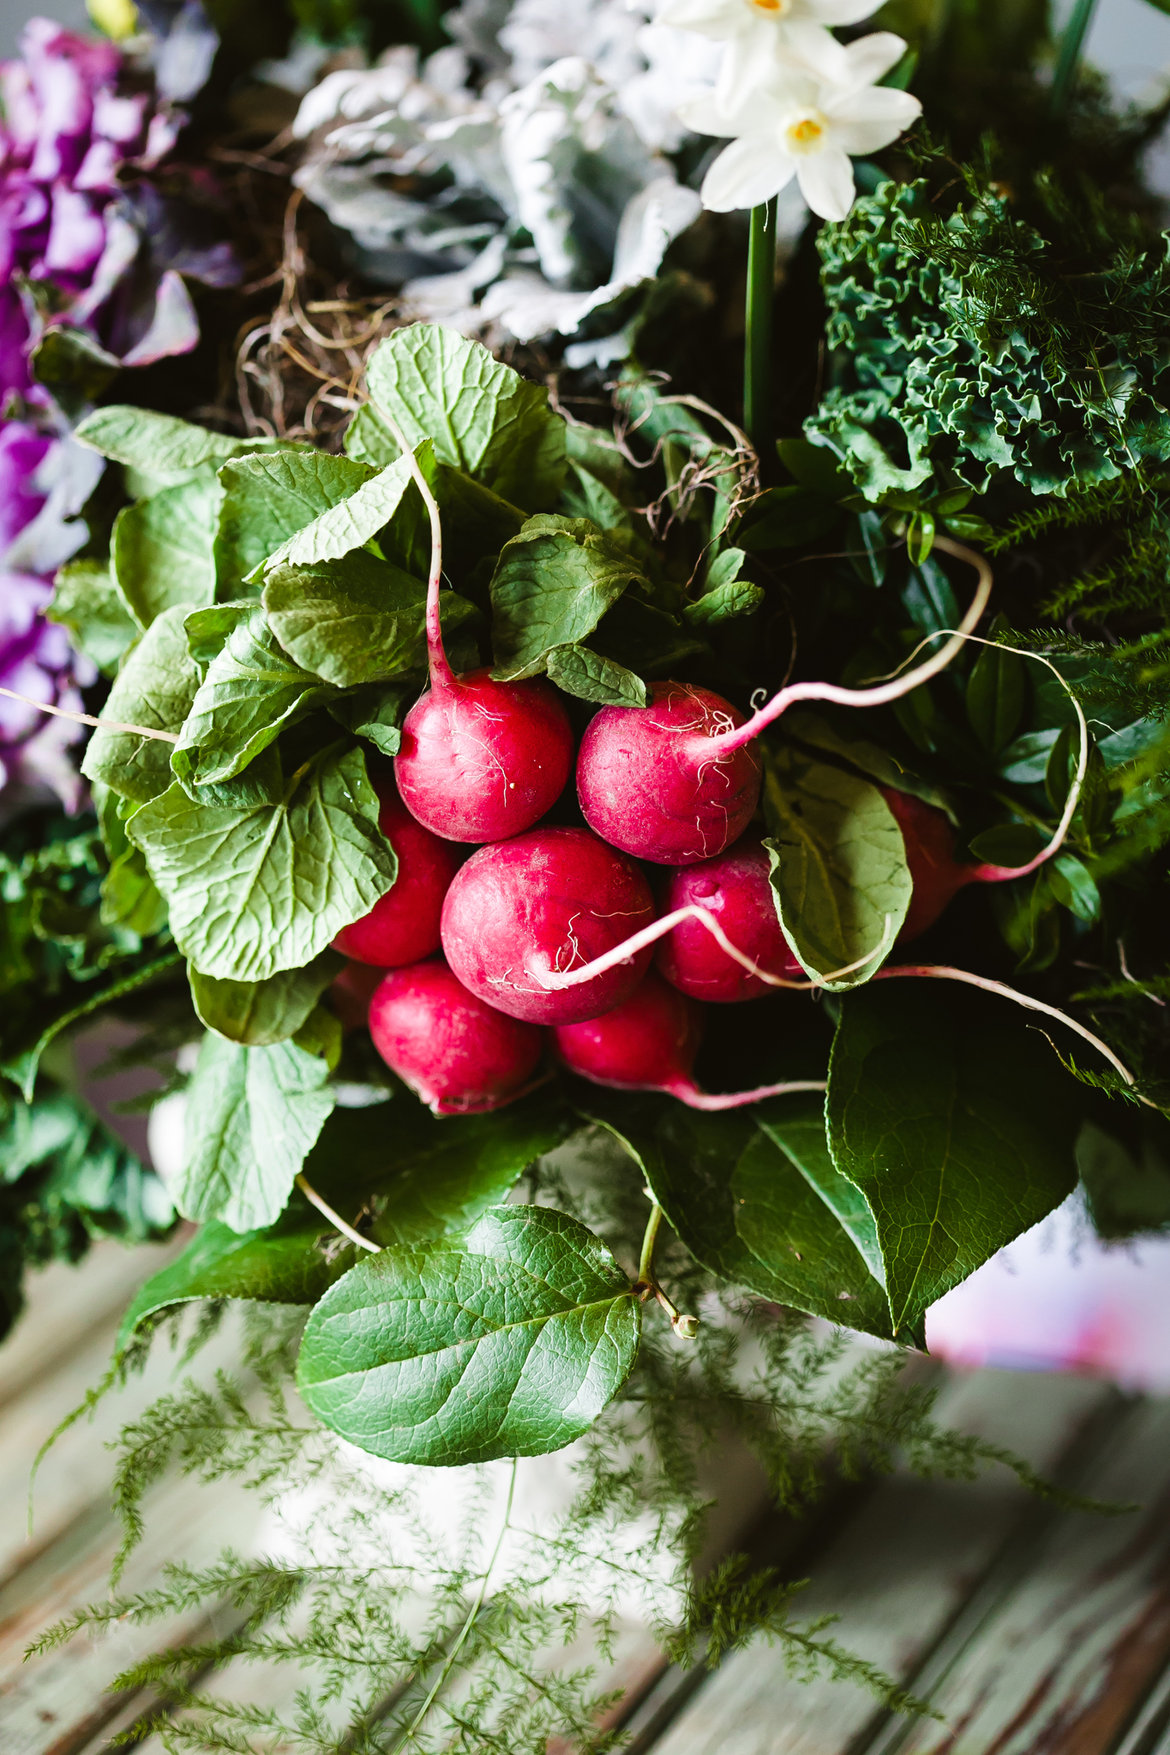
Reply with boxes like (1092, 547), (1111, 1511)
(4, 1239), (1170, 1754)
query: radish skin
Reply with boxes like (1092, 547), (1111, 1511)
(368, 959), (545, 1115)
(332, 772), (460, 966)
(556, 973), (825, 1109)
(656, 836), (802, 1001)
(440, 825), (656, 1025)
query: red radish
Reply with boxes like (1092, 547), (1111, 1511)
(332, 775), (460, 966)
(330, 961), (384, 1033)
(555, 972), (825, 1110)
(881, 787), (976, 940)
(387, 429), (574, 841)
(368, 958), (545, 1115)
(440, 825), (656, 1025)
(656, 835), (802, 1001)
(396, 669), (574, 843)
(577, 681), (761, 865)
(576, 538), (995, 869)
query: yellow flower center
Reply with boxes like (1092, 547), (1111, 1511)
(786, 113), (827, 154)
(750, 0), (788, 12)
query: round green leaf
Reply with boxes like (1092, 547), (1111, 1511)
(297, 1205), (640, 1466)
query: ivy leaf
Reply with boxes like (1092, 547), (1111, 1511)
(112, 472), (221, 629)
(545, 644), (648, 707)
(215, 451), (375, 593)
(490, 515), (643, 681)
(263, 549), (452, 689)
(825, 982), (1081, 1344)
(49, 558), (137, 677)
(583, 1092), (892, 1338)
(296, 1205), (639, 1466)
(170, 606), (333, 791)
(189, 949), (344, 1046)
(126, 746), (396, 981)
(763, 746), (911, 990)
(174, 1032), (336, 1232)
(364, 325), (566, 510)
(258, 445), (428, 575)
(81, 605), (201, 804)
(74, 405), (264, 474)
(117, 1206), (357, 1351)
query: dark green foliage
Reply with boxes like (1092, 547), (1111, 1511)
(0, 1079), (173, 1339)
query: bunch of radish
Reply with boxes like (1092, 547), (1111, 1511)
(330, 488), (999, 1116)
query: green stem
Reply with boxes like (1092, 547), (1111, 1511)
(635, 1197), (699, 1339)
(744, 199), (778, 464)
(638, 1200), (665, 1286)
(1050, 0), (1099, 116)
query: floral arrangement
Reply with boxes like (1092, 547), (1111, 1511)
(10, 0), (1170, 1747)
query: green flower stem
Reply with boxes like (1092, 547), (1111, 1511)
(635, 1196), (699, 1339)
(1050, 0), (1100, 115)
(745, 198), (778, 464)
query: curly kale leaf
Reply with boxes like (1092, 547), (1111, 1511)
(808, 178), (1170, 504)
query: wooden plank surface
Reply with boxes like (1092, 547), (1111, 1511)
(870, 1397), (1170, 1755)
(633, 1369), (1115, 1755)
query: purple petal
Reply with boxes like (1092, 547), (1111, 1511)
(0, 420), (51, 553)
(119, 266), (199, 365)
(43, 184), (107, 275)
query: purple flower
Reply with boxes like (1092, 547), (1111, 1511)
(0, 12), (234, 810)
(0, 571), (95, 811)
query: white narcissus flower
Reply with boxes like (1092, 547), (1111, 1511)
(680, 33), (920, 221)
(655, 0), (884, 98)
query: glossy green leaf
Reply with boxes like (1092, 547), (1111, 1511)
(175, 1031), (336, 1232)
(784, 710), (954, 816)
(966, 641), (1027, 753)
(364, 325), (566, 510)
(116, 1208), (357, 1351)
(263, 549), (441, 689)
(115, 1093), (570, 1346)
(190, 949), (345, 1047)
(582, 1092), (892, 1337)
(683, 579), (765, 627)
(80, 605), (201, 804)
(111, 472), (221, 629)
(215, 451), (375, 593)
(170, 607), (332, 790)
(490, 515), (643, 681)
(826, 981), (1081, 1344)
(763, 746), (911, 990)
(48, 558), (137, 677)
(545, 643), (648, 707)
(297, 1204), (639, 1466)
(126, 746), (396, 981)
